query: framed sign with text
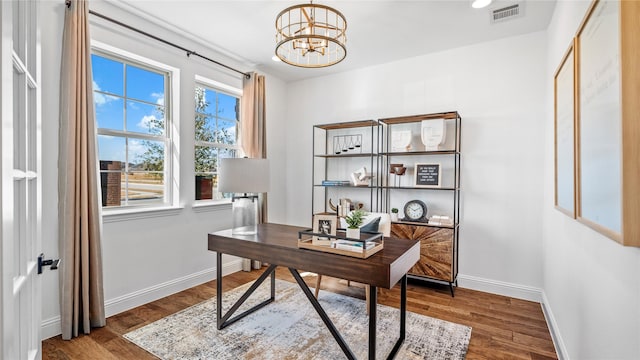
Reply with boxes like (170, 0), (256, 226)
(414, 163), (441, 188)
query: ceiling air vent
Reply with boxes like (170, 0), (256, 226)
(491, 3), (522, 24)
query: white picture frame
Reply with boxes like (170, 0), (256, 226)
(312, 214), (338, 245)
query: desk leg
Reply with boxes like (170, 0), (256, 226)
(216, 251), (277, 330)
(271, 266), (276, 299)
(384, 274), (407, 360)
(216, 251), (223, 329)
(290, 268), (408, 360)
(368, 285), (377, 360)
(289, 268), (357, 360)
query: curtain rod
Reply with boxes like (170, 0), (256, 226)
(65, 1), (251, 79)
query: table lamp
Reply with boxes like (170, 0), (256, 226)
(218, 158), (270, 235)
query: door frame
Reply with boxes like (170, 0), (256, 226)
(1, 0), (43, 359)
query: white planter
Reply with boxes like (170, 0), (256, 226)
(346, 228), (360, 239)
(390, 213), (399, 222)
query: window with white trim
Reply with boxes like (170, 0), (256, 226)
(91, 49), (173, 209)
(194, 78), (241, 201)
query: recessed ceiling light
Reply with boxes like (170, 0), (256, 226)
(472, 0), (492, 9)
(271, 55), (281, 62)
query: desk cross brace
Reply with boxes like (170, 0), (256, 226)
(216, 252), (276, 330)
(215, 249), (407, 360)
(290, 269), (407, 360)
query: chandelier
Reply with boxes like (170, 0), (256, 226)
(275, 1), (347, 68)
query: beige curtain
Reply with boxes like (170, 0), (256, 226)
(241, 72), (268, 222)
(58, 0), (106, 340)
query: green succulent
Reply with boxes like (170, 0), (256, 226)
(345, 209), (367, 229)
(391, 208), (399, 214)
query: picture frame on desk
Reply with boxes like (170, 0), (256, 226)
(312, 214), (338, 245)
(414, 163), (441, 188)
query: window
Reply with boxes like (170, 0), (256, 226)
(91, 49), (173, 209)
(194, 79), (241, 201)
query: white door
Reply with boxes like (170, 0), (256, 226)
(1, 0), (42, 359)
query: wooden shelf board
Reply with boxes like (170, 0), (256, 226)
(315, 153), (376, 158)
(314, 184), (377, 189)
(383, 186), (459, 191)
(379, 150), (458, 156)
(391, 220), (458, 229)
(315, 119), (378, 130)
(379, 112), (460, 124)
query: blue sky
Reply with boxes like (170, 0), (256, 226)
(92, 54), (165, 166)
(92, 53), (239, 167)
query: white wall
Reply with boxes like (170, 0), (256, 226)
(39, 0), (287, 338)
(38, 1), (640, 357)
(285, 31), (547, 298)
(543, 1), (640, 359)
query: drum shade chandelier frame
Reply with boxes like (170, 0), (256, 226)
(275, 1), (347, 68)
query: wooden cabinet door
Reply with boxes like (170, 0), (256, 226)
(391, 223), (453, 282)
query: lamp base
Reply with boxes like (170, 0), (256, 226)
(231, 195), (258, 235)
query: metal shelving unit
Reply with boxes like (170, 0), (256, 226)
(311, 120), (382, 215)
(379, 111), (461, 295)
(310, 112), (462, 295)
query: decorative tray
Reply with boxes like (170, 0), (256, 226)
(297, 229), (384, 259)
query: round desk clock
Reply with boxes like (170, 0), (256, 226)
(402, 200), (428, 222)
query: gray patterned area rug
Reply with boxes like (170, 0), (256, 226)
(124, 279), (471, 359)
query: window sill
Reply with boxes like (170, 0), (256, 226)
(102, 206), (184, 223)
(192, 200), (232, 213)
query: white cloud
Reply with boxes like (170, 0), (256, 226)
(151, 92), (165, 106)
(93, 80), (118, 106)
(137, 115), (157, 130)
(128, 139), (146, 159)
(128, 101), (140, 110)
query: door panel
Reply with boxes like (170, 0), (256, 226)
(1, 0), (42, 359)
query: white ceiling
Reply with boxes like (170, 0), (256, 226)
(113, 0), (557, 82)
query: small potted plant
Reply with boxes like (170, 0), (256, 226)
(344, 209), (366, 239)
(390, 208), (399, 222)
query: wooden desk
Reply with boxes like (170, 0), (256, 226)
(208, 223), (420, 360)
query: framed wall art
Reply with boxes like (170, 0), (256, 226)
(554, 40), (576, 218)
(575, 0), (640, 246)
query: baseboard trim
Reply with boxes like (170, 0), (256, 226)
(41, 315), (62, 340)
(541, 291), (569, 360)
(457, 274), (543, 302)
(41, 259), (242, 340)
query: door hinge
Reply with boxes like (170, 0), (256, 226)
(38, 253), (60, 274)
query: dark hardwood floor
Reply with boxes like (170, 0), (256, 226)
(43, 267), (557, 359)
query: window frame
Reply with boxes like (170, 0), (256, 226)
(91, 40), (181, 216)
(193, 75), (242, 204)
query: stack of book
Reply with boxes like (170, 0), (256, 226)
(321, 180), (352, 186)
(312, 237), (332, 246)
(428, 215), (453, 226)
(332, 239), (376, 253)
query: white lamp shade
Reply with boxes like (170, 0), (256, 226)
(219, 158), (270, 193)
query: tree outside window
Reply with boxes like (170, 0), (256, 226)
(194, 84), (240, 200)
